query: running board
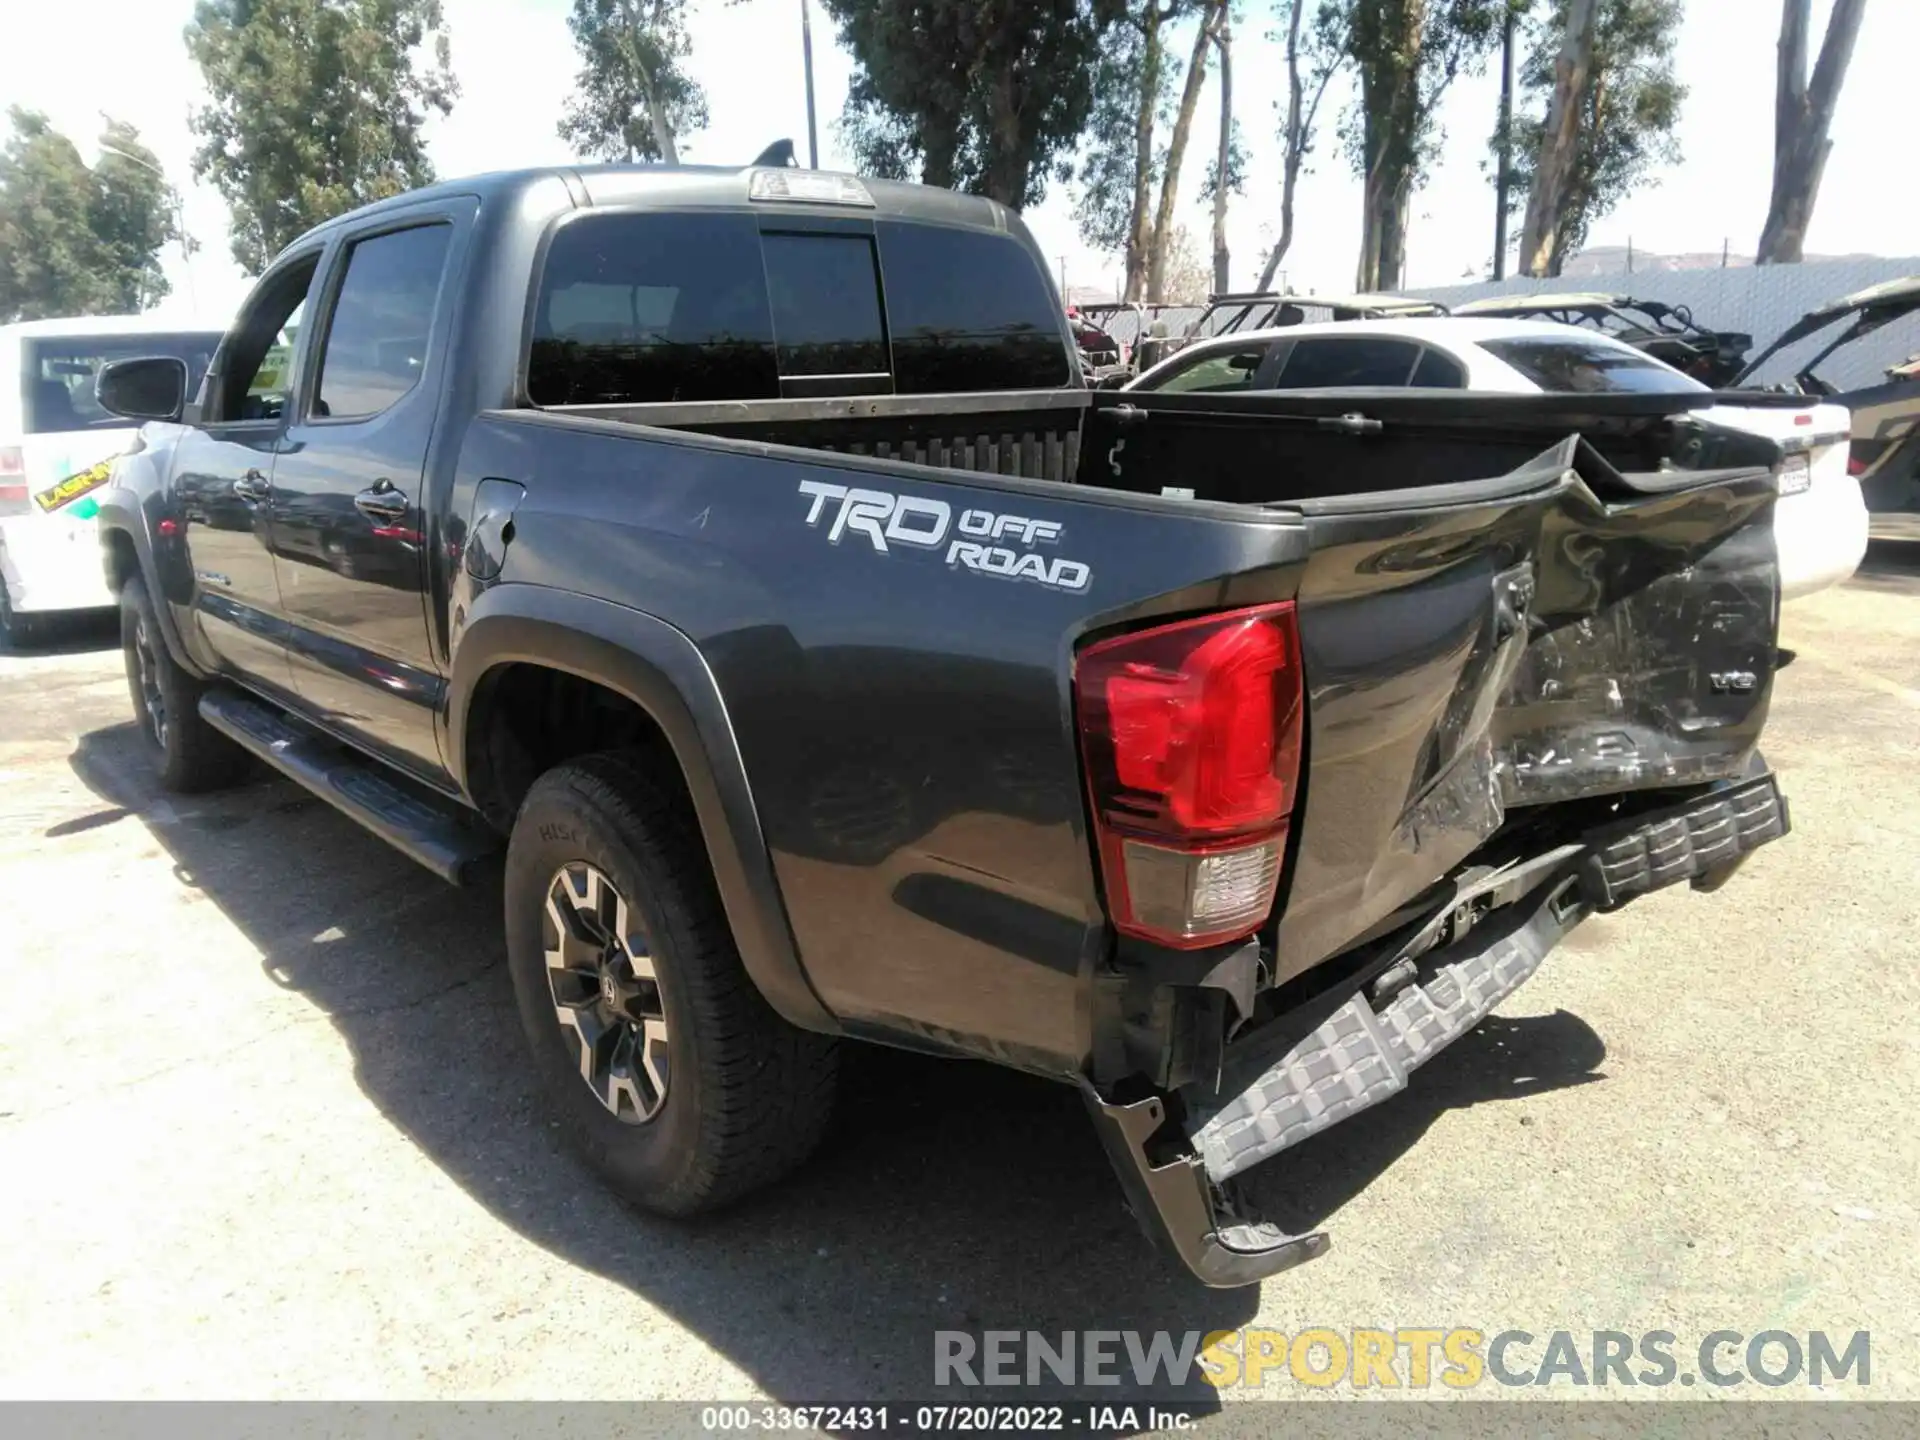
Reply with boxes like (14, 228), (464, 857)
(198, 689), (500, 884)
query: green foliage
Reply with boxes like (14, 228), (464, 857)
(558, 0), (708, 163)
(1199, 120), (1249, 201)
(186, 0), (458, 273)
(1495, 0), (1684, 269)
(1071, 15), (1170, 253)
(1341, 0), (1505, 286)
(824, 0), (1124, 207)
(0, 109), (178, 322)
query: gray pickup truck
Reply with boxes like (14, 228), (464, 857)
(92, 161), (1791, 1285)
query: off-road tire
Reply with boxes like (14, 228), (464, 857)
(119, 575), (248, 793)
(505, 751), (839, 1215)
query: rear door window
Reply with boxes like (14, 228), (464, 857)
(1274, 337), (1421, 389)
(22, 333), (223, 433)
(1480, 336), (1706, 394)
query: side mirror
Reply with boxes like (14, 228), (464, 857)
(96, 356), (188, 422)
(1096, 372), (1131, 390)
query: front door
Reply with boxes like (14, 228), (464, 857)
(173, 253), (321, 694)
(270, 213), (460, 784)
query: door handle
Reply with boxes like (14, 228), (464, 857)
(232, 469), (270, 502)
(353, 481), (409, 522)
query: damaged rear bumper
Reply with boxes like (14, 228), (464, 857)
(1083, 769), (1790, 1288)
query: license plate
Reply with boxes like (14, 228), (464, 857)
(1778, 453), (1812, 495)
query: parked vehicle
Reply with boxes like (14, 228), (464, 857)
(1733, 276), (1920, 542)
(95, 165), (1793, 1286)
(1451, 292), (1752, 387)
(1129, 316), (1865, 600)
(0, 316), (223, 642)
(1132, 291), (1449, 373)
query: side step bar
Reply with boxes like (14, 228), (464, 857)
(198, 689), (500, 884)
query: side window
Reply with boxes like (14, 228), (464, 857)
(1146, 346), (1269, 394)
(1274, 337), (1420, 389)
(208, 256), (319, 423)
(312, 224), (453, 420)
(1408, 347), (1467, 388)
(528, 212), (778, 406)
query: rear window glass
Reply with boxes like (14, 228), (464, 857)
(873, 220), (1071, 392)
(529, 212), (779, 405)
(1274, 337), (1420, 389)
(762, 232), (887, 377)
(22, 333), (222, 433)
(1481, 336), (1706, 394)
(527, 211), (1071, 406)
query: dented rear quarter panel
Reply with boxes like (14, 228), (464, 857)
(444, 410), (1780, 1076)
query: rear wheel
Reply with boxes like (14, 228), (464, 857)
(119, 575), (247, 793)
(504, 751), (839, 1215)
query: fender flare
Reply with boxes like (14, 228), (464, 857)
(93, 485), (207, 678)
(447, 584), (839, 1036)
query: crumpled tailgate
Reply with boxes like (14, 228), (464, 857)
(1272, 436), (1779, 984)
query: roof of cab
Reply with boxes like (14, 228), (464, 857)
(286, 163), (1025, 252)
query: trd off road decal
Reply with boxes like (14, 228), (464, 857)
(796, 479), (1092, 593)
(32, 459), (116, 515)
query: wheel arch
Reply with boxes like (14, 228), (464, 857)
(448, 584), (838, 1036)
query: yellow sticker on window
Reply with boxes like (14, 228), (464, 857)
(32, 459), (115, 514)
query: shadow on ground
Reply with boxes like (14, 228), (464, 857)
(0, 610), (119, 658)
(69, 719), (1604, 1406)
(1850, 539), (1920, 595)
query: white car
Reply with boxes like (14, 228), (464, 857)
(1126, 316), (1868, 601)
(1, 315), (225, 643)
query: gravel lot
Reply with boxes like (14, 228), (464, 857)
(2, 549), (1916, 1413)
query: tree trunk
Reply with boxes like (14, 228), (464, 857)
(1210, 12), (1232, 295)
(1518, 0), (1599, 277)
(1353, 0), (1423, 292)
(979, 69), (1030, 206)
(1124, 6), (1164, 302)
(1147, 1), (1218, 302)
(1258, 0), (1338, 292)
(1758, 0), (1868, 264)
(622, 0), (678, 165)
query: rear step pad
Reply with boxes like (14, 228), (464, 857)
(199, 689), (499, 885)
(1185, 771), (1789, 1184)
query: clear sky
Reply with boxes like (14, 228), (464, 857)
(2, 0), (1911, 324)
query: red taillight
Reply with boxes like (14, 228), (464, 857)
(1848, 454), (1867, 477)
(1075, 602), (1304, 949)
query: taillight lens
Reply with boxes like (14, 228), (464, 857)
(1075, 602), (1304, 949)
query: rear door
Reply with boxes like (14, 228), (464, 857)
(270, 202), (468, 784)
(1081, 389), (1783, 983)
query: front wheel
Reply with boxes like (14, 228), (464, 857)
(504, 751), (839, 1216)
(120, 575), (247, 793)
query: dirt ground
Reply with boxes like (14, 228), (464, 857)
(1, 547), (1916, 1414)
